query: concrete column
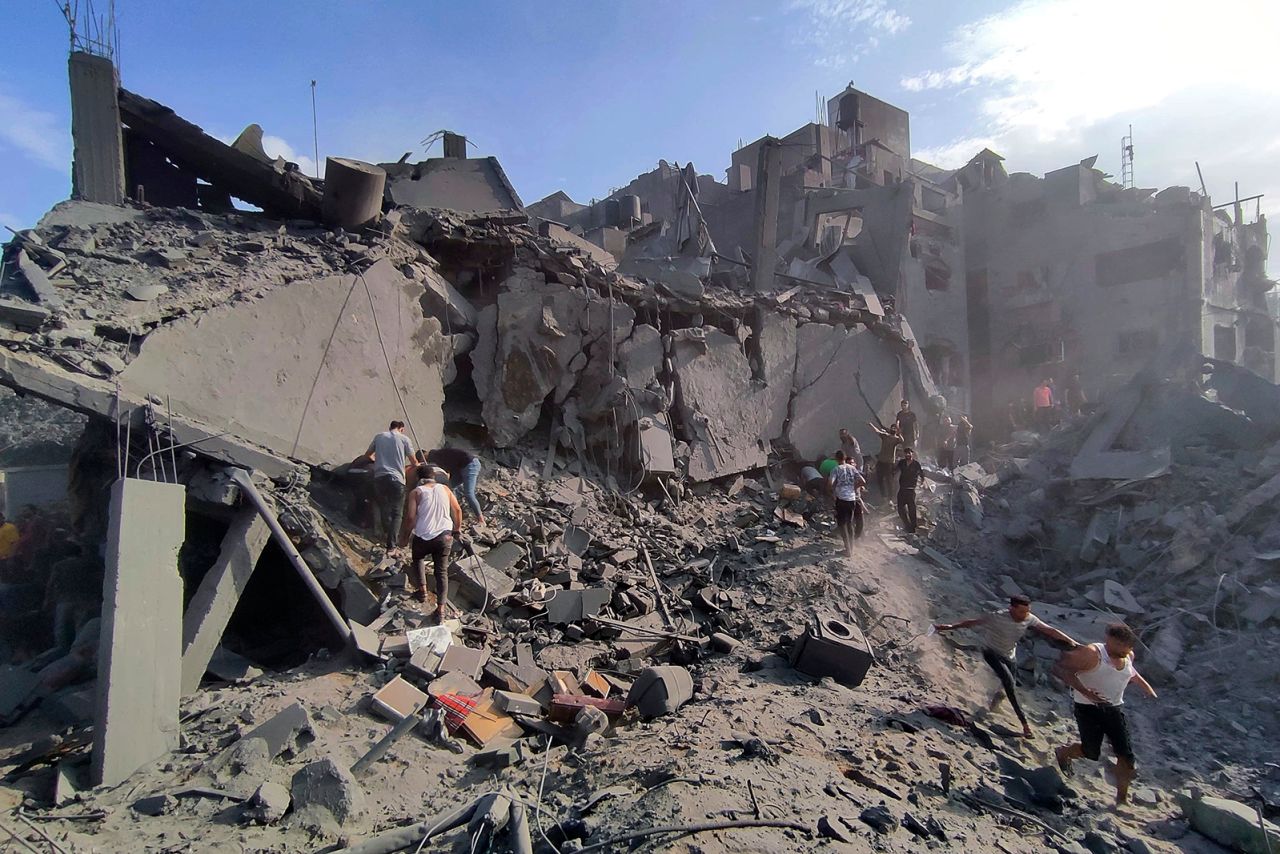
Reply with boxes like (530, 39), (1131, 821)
(442, 132), (467, 159)
(180, 509), (270, 696)
(92, 478), (186, 786)
(69, 51), (125, 205)
(322, 157), (386, 231)
(751, 138), (782, 292)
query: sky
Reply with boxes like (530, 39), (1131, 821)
(2, 0), (1278, 234)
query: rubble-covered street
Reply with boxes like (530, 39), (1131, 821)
(0, 4), (1277, 853)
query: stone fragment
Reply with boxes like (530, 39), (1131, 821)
(1177, 793), (1280, 854)
(573, 705), (609, 739)
(131, 794), (177, 816)
(860, 805), (896, 834)
(245, 781), (291, 824)
(290, 758), (366, 830)
(625, 666), (693, 719)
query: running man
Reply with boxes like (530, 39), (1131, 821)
(935, 595), (1079, 738)
(1053, 623), (1158, 806)
(826, 450), (866, 557)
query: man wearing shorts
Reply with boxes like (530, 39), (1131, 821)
(1053, 623), (1158, 806)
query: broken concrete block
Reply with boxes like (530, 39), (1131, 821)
(0, 296), (52, 329)
(290, 757), (366, 831)
(245, 781), (291, 824)
(459, 697), (523, 747)
(92, 478), (185, 787)
(370, 677), (428, 722)
(625, 666), (694, 719)
(420, 267), (477, 330)
(470, 739), (523, 770)
(449, 553), (516, 609)
(1085, 580), (1144, 615)
(1080, 512), (1111, 564)
(131, 793), (177, 816)
(426, 670), (483, 700)
(493, 691), (541, 717)
(440, 645), (489, 681)
(214, 701), (314, 774)
(1177, 792), (1280, 854)
(544, 586), (611, 625)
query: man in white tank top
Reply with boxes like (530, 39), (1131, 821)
(398, 465), (462, 624)
(1052, 623), (1158, 806)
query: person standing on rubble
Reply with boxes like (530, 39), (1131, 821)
(1064, 372), (1087, 417)
(868, 422), (903, 499)
(935, 595), (1079, 738)
(838, 428), (862, 468)
(363, 421), (415, 552)
(426, 446), (486, 527)
(1053, 623), (1157, 807)
(937, 416), (958, 470)
(894, 400), (919, 448)
(1033, 379), (1055, 431)
(956, 415), (973, 467)
(894, 447), (924, 533)
(827, 450), (866, 557)
(400, 465), (463, 623)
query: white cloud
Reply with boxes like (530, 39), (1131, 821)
(260, 134), (319, 179)
(791, 0), (911, 67)
(903, 0), (1280, 222)
(913, 135), (1000, 169)
(0, 212), (25, 232)
(0, 88), (68, 173)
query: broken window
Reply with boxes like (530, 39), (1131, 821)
(1095, 238), (1184, 287)
(1117, 329), (1159, 356)
(920, 187), (947, 214)
(1214, 325), (1238, 361)
(924, 264), (951, 291)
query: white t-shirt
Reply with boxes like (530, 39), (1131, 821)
(977, 609), (1043, 659)
(829, 463), (864, 501)
(412, 482), (453, 541)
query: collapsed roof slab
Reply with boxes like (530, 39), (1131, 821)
(117, 88), (323, 220)
(382, 158), (525, 214)
(118, 258), (449, 468)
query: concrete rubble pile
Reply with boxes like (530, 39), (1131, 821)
(0, 54), (1276, 854)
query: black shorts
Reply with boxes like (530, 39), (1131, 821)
(1073, 702), (1135, 763)
(835, 499), (860, 525)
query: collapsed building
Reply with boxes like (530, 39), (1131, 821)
(0, 47), (1277, 854)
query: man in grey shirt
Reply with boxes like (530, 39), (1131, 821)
(935, 595), (1078, 738)
(364, 420), (414, 550)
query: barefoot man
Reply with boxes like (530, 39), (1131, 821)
(935, 595), (1079, 738)
(1053, 623), (1158, 806)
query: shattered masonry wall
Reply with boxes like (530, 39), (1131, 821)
(120, 258), (449, 467)
(786, 323), (901, 460)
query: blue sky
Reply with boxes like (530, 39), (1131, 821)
(2, 0), (1277, 232)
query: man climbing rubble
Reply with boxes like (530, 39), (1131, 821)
(894, 446), (923, 533)
(400, 465), (463, 624)
(894, 399), (919, 448)
(1053, 623), (1158, 807)
(868, 421), (903, 499)
(826, 450), (866, 557)
(935, 595), (1079, 738)
(363, 420), (415, 551)
(426, 446), (486, 526)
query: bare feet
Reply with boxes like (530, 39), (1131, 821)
(1022, 723), (1033, 738)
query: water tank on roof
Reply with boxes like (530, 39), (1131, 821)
(617, 194), (642, 225)
(837, 92), (860, 131)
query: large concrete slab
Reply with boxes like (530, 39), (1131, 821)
(787, 323), (902, 460)
(120, 258), (449, 466)
(68, 52), (125, 205)
(382, 157), (524, 213)
(670, 319), (796, 481)
(93, 478), (186, 786)
(181, 509), (270, 695)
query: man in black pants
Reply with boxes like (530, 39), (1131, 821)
(935, 595), (1079, 738)
(399, 466), (463, 623)
(894, 447), (923, 532)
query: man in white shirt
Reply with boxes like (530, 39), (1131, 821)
(1053, 623), (1158, 806)
(935, 595), (1079, 738)
(826, 450), (866, 557)
(399, 465), (463, 623)
(364, 420), (414, 551)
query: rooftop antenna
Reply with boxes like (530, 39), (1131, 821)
(1120, 124), (1134, 189)
(310, 80), (320, 178)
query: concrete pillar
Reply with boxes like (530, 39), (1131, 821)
(92, 478), (186, 787)
(442, 132), (467, 159)
(180, 509), (270, 696)
(321, 157), (386, 231)
(68, 51), (125, 205)
(751, 138), (783, 292)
